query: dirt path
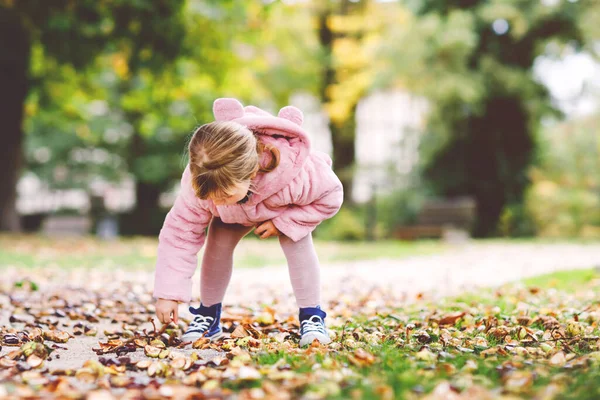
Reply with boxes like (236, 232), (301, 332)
(221, 241), (600, 312)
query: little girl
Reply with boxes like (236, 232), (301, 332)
(152, 98), (343, 346)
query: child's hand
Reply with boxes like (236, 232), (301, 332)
(255, 220), (280, 239)
(155, 298), (180, 324)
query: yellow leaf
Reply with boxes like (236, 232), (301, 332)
(111, 54), (129, 79)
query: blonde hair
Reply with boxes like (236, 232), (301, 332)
(189, 121), (280, 200)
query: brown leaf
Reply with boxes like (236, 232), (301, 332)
(550, 351), (566, 367)
(517, 316), (532, 326)
(27, 327), (43, 341)
(136, 360), (152, 370)
(21, 370), (48, 386)
(147, 361), (168, 378)
(436, 363), (456, 375)
(43, 330), (70, 343)
(170, 357), (186, 370)
(3, 350), (21, 361)
(182, 371), (207, 386)
(438, 312), (466, 326)
(238, 366), (261, 380)
(423, 381), (460, 400)
(150, 338), (166, 349)
(272, 332), (290, 343)
(415, 330), (432, 344)
(256, 311), (275, 326)
(354, 348), (376, 364)
(480, 347), (499, 357)
(231, 346), (251, 359)
(83, 360), (105, 377)
(231, 325), (249, 339)
(487, 326), (510, 341)
(416, 348), (437, 362)
(0, 357), (17, 369)
(374, 385), (394, 400)
(461, 385), (496, 400)
(109, 375), (131, 389)
(75, 368), (97, 383)
(192, 337), (210, 349)
(26, 354), (44, 368)
(504, 371), (534, 393)
(2, 334), (20, 346)
(21, 341), (49, 359)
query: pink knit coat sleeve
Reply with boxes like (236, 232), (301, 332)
(153, 167), (212, 303)
(271, 153), (344, 242)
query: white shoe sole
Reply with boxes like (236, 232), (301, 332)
(299, 332), (332, 347)
(181, 329), (225, 343)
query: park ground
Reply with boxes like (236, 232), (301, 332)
(1, 236), (600, 399)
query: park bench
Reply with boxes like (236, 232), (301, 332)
(393, 197), (476, 240)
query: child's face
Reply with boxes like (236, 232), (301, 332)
(209, 180), (251, 206)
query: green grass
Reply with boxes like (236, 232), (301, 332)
(479, 237), (600, 245)
(249, 268), (600, 399)
(522, 268), (599, 291)
(0, 234), (445, 270)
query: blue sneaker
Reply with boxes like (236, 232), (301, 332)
(299, 306), (331, 347)
(182, 303), (224, 342)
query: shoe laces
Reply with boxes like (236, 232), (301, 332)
(188, 315), (214, 332)
(301, 315), (327, 335)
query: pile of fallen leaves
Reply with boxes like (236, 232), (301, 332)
(2, 271), (600, 399)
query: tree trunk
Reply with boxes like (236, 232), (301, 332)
(131, 179), (163, 236)
(330, 107), (357, 203)
(317, 8), (356, 204)
(0, 9), (29, 232)
(120, 128), (165, 236)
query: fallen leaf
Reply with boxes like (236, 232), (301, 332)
(26, 355), (44, 369)
(75, 368), (97, 383)
(423, 381), (460, 400)
(256, 311), (275, 326)
(231, 325), (249, 339)
(504, 371), (534, 393)
(438, 312), (466, 326)
(43, 330), (70, 343)
(550, 351), (566, 367)
(238, 366), (261, 380)
(416, 348), (437, 362)
(144, 345), (161, 358)
(192, 337), (210, 349)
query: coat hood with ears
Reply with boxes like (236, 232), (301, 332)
(212, 98), (312, 201)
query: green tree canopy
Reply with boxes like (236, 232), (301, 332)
(0, 0), (186, 231)
(384, 0), (589, 236)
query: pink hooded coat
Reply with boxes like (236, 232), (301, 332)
(153, 98), (344, 303)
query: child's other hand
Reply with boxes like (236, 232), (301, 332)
(155, 298), (179, 324)
(255, 220), (280, 239)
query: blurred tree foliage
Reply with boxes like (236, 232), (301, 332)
(315, 0), (408, 203)
(525, 114), (600, 238)
(7, 0), (600, 238)
(20, 0), (408, 234)
(383, 0), (591, 236)
(23, 1), (306, 234)
(0, 0), (186, 232)
(218, 0), (407, 203)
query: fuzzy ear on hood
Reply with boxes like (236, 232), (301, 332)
(278, 106), (303, 127)
(213, 98), (245, 121)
